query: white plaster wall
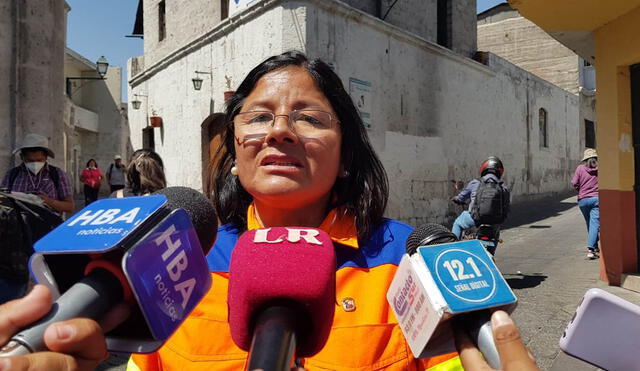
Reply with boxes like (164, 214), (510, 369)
(128, 0), (582, 226)
(130, 4), (291, 189)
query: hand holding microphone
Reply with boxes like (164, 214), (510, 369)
(0, 187), (217, 361)
(0, 285), (121, 371)
(454, 310), (538, 371)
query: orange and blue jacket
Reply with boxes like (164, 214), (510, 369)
(128, 207), (462, 370)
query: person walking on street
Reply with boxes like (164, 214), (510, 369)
(572, 148), (600, 259)
(80, 158), (103, 206)
(106, 154), (126, 193)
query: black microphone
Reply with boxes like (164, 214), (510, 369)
(404, 223), (502, 369)
(0, 187), (217, 356)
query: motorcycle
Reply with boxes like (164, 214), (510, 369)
(461, 224), (501, 256)
(450, 180), (502, 256)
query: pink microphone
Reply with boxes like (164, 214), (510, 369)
(228, 227), (336, 369)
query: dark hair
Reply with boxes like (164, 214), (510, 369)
(126, 149), (167, 195)
(586, 157), (598, 169)
(86, 158), (98, 168)
(209, 50), (388, 243)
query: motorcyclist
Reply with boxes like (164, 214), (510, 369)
(450, 156), (505, 239)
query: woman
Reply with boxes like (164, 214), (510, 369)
(80, 159), (102, 206)
(571, 148), (600, 259)
(128, 51), (461, 370)
(0, 52), (536, 371)
(111, 149), (166, 198)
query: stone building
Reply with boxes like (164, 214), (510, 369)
(478, 3), (597, 150)
(128, 0), (584, 225)
(0, 0), (67, 176)
(509, 0), (640, 286)
(64, 48), (132, 195)
(0, 1), (131, 196)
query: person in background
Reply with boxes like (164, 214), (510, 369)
(571, 148), (600, 259)
(106, 154), (126, 193)
(80, 158), (102, 206)
(0, 133), (71, 304)
(111, 149), (166, 198)
(1, 133), (74, 214)
(450, 156), (506, 239)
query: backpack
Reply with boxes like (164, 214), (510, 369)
(7, 164), (63, 200)
(0, 193), (62, 283)
(470, 177), (510, 225)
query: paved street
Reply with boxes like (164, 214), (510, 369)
(498, 194), (640, 370)
(97, 194), (638, 370)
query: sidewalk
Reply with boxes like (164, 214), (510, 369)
(497, 194), (640, 370)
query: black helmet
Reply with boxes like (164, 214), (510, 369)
(480, 156), (504, 178)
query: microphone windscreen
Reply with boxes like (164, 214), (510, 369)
(406, 223), (457, 255)
(153, 187), (218, 254)
(228, 227), (336, 357)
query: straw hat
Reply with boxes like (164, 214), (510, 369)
(582, 148), (598, 161)
(12, 133), (55, 158)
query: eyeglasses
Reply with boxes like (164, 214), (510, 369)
(234, 110), (339, 142)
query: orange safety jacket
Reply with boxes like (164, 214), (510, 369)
(128, 206), (462, 370)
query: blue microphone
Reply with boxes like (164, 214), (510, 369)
(0, 187), (216, 356)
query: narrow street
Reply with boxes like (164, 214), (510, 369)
(497, 194), (639, 370)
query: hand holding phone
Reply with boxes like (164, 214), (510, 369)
(559, 288), (640, 370)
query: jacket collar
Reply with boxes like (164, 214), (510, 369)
(246, 203), (359, 249)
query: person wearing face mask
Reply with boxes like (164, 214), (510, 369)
(1, 133), (74, 214)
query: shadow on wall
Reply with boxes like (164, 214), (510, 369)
(502, 191), (577, 230)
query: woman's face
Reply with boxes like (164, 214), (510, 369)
(89, 160), (96, 168)
(233, 66), (342, 210)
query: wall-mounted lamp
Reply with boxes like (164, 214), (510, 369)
(131, 93), (153, 127)
(66, 55), (110, 96)
(192, 71), (212, 91)
(130, 93), (147, 110)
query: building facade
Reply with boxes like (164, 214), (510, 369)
(511, 0), (640, 286)
(478, 3), (597, 151)
(0, 1), (130, 197)
(64, 48), (132, 195)
(0, 0), (67, 176)
(128, 0), (583, 225)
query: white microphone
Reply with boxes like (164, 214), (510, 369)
(387, 223), (517, 367)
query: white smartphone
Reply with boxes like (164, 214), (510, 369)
(559, 288), (640, 371)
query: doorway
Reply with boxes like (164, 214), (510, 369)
(201, 113), (227, 194)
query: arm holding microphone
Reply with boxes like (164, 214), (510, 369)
(0, 187), (217, 366)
